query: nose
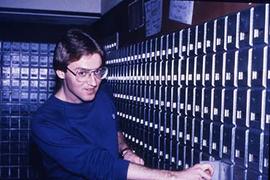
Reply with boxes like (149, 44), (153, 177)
(86, 73), (97, 87)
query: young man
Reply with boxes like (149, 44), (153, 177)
(31, 29), (214, 179)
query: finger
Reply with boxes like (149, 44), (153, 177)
(135, 158), (141, 164)
(200, 170), (212, 180)
(139, 158), (144, 165)
(204, 169), (211, 176)
(199, 163), (214, 176)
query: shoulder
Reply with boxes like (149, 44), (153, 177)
(31, 95), (64, 124)
(97, 81), (114, 101)
(94, 81), (117, 112)
(36, 95), (60, 112)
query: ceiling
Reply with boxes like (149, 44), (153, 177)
(0, 0), (122, 26)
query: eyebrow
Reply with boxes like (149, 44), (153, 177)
(75, 67), (101, 71)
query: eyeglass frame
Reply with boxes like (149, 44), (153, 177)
(66, 66), (108, 82)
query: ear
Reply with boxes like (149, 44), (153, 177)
(56, 69), (65, 80)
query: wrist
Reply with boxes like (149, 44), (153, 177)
(163, 170), (176, 180)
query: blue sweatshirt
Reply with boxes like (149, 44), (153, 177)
(31, 83), (129, 179)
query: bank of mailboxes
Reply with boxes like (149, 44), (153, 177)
(0, 40), (56, 179)
(107, 4), (269, 179)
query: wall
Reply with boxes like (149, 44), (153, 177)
(91, 1), (258, 46)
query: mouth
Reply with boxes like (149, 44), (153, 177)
(85, 88), (95, 94)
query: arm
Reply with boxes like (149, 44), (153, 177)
(31, 121), (129, 179)
(117, 133), (214, 180)
(117, 131), (144, 165)
(127, 163), (214, 180)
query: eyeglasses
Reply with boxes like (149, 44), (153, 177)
(66, 66), (108, 82)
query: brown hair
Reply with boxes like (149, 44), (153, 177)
(53, 29), (104, 91)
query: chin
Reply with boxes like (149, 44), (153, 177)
(82, 94), (96, 102)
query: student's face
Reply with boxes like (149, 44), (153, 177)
(61, 53), (103, 103)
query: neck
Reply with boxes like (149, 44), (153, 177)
(55, 87), (82, 104)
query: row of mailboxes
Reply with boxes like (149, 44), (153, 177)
(119, 113), (269, 176)
(112, 85), (269, 131)
(0, 42), (55, 55)
(116, 99), (269, 172)
(107, 46), (269, 88)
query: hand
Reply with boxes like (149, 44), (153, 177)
(170, 163), (214, 180)
(123, 150), (145, 165)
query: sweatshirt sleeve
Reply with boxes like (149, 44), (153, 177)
(31, 117), (129, 180)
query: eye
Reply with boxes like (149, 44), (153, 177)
(77, 70), (87, 77)
(94, 69), (101, 75)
